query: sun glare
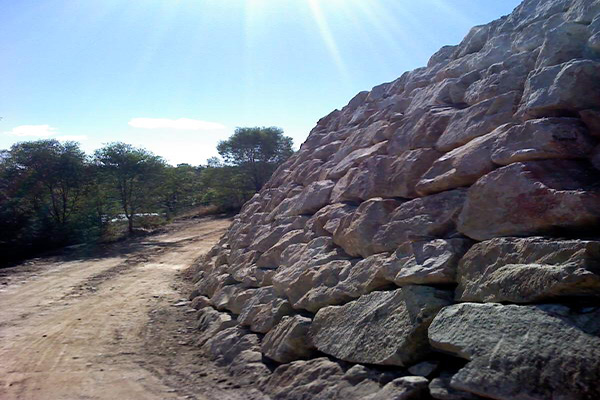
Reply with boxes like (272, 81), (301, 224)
(306, 0), (350, 81)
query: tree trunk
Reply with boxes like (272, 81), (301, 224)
(128, 216), (134, 234)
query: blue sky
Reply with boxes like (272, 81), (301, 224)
(0, 0), (522, 165)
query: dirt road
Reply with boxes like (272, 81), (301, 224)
(0, 216), (265, 400)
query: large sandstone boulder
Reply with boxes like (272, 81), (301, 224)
(416, 129), (501, 196)
(429, 303), (600, 400)
(490, 117), (596, 164)
(237, 287), (294, 333)
(436, 91), (519, 152)
(195, 307), (237, 346)
(458, 160), (600, 240)
(372, 189), (467, 254)
(333, 198), (403, 257)
(518, 59), (600, 119)
(331, 149), (441, 202)
(362, 376), (429, 400)
(261, 315), (316, 363)
(263, 358), (346, 400)
(310, 286), (452, 366)
(456, 237), (600, 303)
(386, 239), (473, 285)
(272, 237), (354, 311)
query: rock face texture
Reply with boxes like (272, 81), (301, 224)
(190, 1), (600, 399)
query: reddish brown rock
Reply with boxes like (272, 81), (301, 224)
(458, 160), (600, 240)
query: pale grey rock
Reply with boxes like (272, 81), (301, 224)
(404, 77), (473, 115)
(436, 91), (519, 152)
(458, 160), (600, 240)
(331, 149), (441, 202)
(428, 45), (458, 68)
(312, 140), (343, 160)
(518, 59), (600, 119)
(429, 375), (484, 400)
(265, 186), (305, 222)
(272, 237), (353, 308)
(250, 223), (296, 253)
(238, 287), (294, 333)
(372, 190), (467, 255)
(535, 21), (590, 68)
(289, 159), (324, 186)
(286, 180), (335, 216)
(333, 198), (403, 257)
(503, 0), (570, 32)
(490, 117), (596, 165)
(456, 237), (600, 303)
(388, 107), (456, 153)
(214, 249), (229, 268)
(336, 253), (393, 298)
(196, 270), (237, 298)
(263, 357), (345, 400)
(227, 349), (272, 386)
(310, 286), (452, 366)
(385, 239), (473, 286)
(565, 0), (600, 23)
(437, 33), (515, 83)
(230, 264), (277, 289)
(211, 285), (255, 314)
(228, 249), (261, 276)
(456, 24), (491, 58)
(261, 315), (316, 363)
(195, 307), (237, 346)
(327, 141), (388, 179)
(429, 303), (600, 400)
(363, 376), (429, 400)
(341, 121), (390, 150)
(190, 295), (211, 310)
(203, 326), (261, 366)
(416, 128), (503, 196)
(285, 260), (356, 312)
(256, 229), (306, 268)
(306, 203), (356, 237)
(464, 52), (536, 105)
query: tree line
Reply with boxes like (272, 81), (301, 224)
(0, 127), (294, 266)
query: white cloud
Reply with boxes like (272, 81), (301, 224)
(4, 124), (58, 137)
(56, 135), (88, 142)
(128, 117), (226, 131)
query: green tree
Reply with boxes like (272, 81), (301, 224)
(0, 140), (89, 261)
(94, 142), (166, 233)
(3, 140), (87, 226)
(161, 163), (204, 218)
(217, 127), (294, 191)
(200, 160), (255, 211)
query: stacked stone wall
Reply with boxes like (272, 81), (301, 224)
(190, 1), (600, 398)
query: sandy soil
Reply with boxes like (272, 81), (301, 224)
(0, 216), (267, 400)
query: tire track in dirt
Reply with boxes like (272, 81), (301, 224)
(0, 216), (260, 400)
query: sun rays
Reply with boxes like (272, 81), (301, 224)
(242, 0), (472, 84)
(306, 0), (351, 82)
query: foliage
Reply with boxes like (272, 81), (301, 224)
(217, 127), (294, 191)
(161, 163), (205, 218)
(93, 142), (166, 233)
(0, 140), (90, 261)
(0, 127), (293, 266)
(200, 161), (255, 211)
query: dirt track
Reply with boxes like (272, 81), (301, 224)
(0, 216), (266, 400)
